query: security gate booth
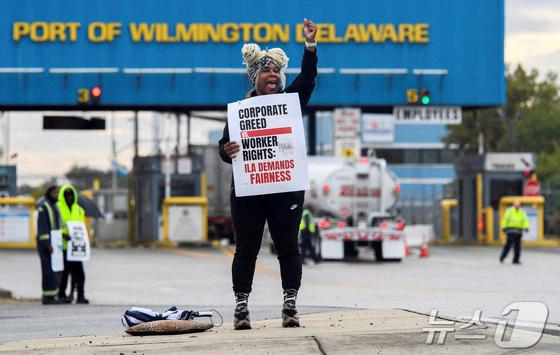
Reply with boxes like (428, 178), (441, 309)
(454, 153), (547, 245)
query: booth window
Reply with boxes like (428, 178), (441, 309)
(489, 179), (523, 209)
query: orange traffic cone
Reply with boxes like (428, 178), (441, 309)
(405, 244), (411, 256)
(419, 244), (429, 257)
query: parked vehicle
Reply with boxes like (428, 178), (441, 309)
(198, 143), (405, 260)
(190, 145), (234, 243)
(306, 156), (405, 261)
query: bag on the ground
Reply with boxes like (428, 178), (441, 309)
(122, 306), (221, 336)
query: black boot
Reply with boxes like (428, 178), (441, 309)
(282, 289), (300, 327)
(77, 296), (89, 304)
(41, 296), (60, 305)
(76, 281), (88, 304)
(57, 293), (72, 304)
(233, 292), (251, 330)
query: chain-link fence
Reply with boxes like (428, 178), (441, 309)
(397, 185), (450, 240)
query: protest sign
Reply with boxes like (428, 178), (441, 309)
(66, 221), (90, 261)
(50, 229), (64, 272)
(227, 92), (309, 197)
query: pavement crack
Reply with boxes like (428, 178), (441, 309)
(311, 335), (327, 355)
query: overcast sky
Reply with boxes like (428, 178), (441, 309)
(7, 0), (560, 186)
(506, 0), (560, 76)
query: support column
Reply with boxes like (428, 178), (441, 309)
(308, 110), (316, 156)
(133, 111), (139, 158)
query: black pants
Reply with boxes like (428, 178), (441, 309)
(500, 232), (522, 263)
(59, 251), (86, 299)
(231, 190), (304, 294)
(38, 245), (59, 299)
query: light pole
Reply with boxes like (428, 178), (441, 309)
(499, 107), (517, 151)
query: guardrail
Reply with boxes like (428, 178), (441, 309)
(440, 198), (457, 242)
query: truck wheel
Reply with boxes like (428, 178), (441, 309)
(372, 241), (383, 261)
(343, 241), (359, 258)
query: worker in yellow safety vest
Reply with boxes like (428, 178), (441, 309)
(500, 200), (529, 264)
(299, 208), (320, 265)
(57, 184), (89, 304)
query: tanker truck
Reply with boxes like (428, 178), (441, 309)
(306, 156), (405, 261)
(197, 142), (405, 260)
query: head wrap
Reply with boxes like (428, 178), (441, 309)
(242, 43), (289, 90)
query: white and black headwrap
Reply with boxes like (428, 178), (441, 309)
(242, 43), (289, 90)
(247, 56), (282, 85)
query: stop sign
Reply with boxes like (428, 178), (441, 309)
(523, 180), (541, 196)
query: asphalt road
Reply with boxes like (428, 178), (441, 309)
(1, 245), (559, 342)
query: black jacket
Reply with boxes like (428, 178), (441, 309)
(37, 199), (61, 248)
(219, 48), (318, 164)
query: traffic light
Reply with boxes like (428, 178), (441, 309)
(91, 86), (102, 105)
(77, 86), (102, 105)
(77, 88), (90, 104)
(420, 88), (431, 105)
(406, 88), (418, 104)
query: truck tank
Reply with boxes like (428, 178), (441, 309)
(306, 156), (400, 224)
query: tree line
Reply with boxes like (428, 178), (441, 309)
(444, 64), (560, 187)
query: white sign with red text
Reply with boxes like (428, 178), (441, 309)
(362, 114), (395, 143)
(334, 108), (361, 138)
(227, 93), (309, 197)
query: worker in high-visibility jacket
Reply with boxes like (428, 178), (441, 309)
(299, 208), (320, 265)
(500, 200), (529, 264)
(57, 184), (89, 304)
(36, 186), (62, 304)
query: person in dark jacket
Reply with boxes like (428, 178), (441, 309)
(299, 207), (320, 265)
(36, 185), (62, 304)
(219, 18), (317, 330)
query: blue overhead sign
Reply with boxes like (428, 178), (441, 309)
(0, 0), (504, 108)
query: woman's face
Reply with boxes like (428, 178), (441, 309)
(255, 62), (281, 95)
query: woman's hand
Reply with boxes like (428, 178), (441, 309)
(304, 18), (317, 43)
(224, 141), (241, 159)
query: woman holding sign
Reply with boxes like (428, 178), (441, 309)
(219, 18), (317, 330)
